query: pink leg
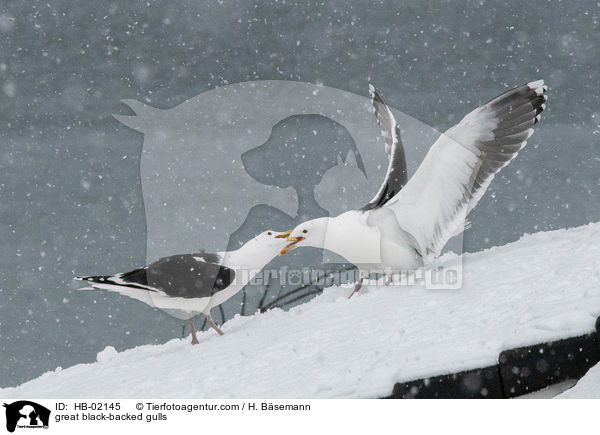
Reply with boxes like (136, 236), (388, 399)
(188, 318), (199, 345)
(207, 315), (224, 336)
(348, 277), (364, 299)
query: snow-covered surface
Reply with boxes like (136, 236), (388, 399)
(556, 363), (600, 399)
(2, 223), (600, 398)
(516, 380), (577, 399)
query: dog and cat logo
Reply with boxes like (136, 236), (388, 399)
(3, 401), (50, 432)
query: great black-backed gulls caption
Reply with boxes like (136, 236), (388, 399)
(280, 80), (549, 297)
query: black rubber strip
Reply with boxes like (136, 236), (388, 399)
(499, 332), (600, 398)
(384, 317), (600, 399)
(385, 365), (503, 399)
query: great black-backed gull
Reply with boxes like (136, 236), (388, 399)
(76, 230), (291, 344)
(279, 80), (548, 297)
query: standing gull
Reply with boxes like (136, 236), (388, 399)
(76, 230), (291, 344)
(279, 81), (548, 297)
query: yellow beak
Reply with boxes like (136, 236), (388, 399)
(275, 230), (292, 239)
(275, 229), (304, 255)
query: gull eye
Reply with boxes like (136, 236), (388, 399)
(267, 232), (272, 236)
(302, 229), (308, 234)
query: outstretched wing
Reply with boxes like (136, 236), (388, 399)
(382, 80), (548, 256)
(362, 84), (408, 211)
(76, 252), (235, 299)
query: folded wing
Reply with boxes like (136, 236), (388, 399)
(77, 252), (235, 299)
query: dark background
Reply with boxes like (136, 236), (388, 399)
(1, 0), (598, 387)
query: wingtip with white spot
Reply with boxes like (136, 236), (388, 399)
(527, 79), (547, 95)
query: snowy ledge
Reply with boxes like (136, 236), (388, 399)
(2, 223), (600, 398)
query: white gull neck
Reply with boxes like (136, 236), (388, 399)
(322, 212), (382, 266)
(218, 239), (280, 286)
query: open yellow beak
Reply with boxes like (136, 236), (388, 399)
(275, 230), (292, 239)
(275, 230), (305, 255)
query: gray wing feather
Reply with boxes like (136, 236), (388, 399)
(361, 85), (408, 211)
(465, 81), (547, 214)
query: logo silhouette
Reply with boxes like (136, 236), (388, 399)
(3, 401), (50, 433)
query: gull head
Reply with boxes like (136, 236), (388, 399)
(276, 217), (330, 255)
(247, 230), (294, 254)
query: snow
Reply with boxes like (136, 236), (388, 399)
(516, 380), (577, 399)
(556, 362), (600, 399)
(1, 223), (599, 398)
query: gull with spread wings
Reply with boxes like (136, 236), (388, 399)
(278, 81), (548, 297)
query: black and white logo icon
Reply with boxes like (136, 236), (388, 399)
(3, 401), (50, 433)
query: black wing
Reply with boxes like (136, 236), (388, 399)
(361, 84), (408, 211)
(77, 253), (235, 299)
